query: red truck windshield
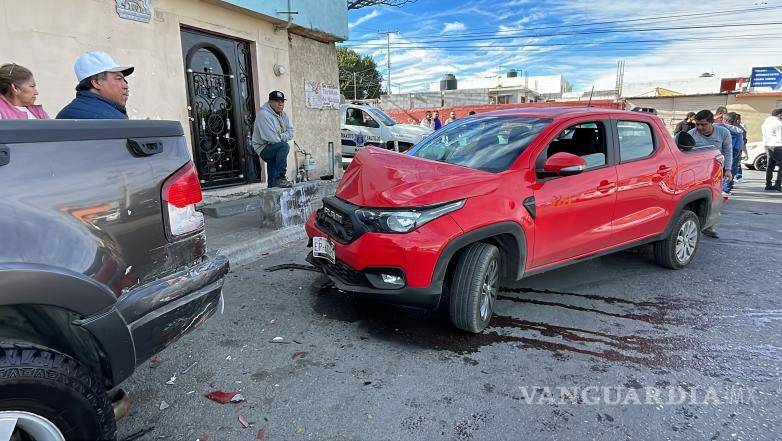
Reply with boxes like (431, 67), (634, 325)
(408, 117), (551, 172)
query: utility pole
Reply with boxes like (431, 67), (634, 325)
(378, 29), (399, 95)
(353, 72), (358, 100)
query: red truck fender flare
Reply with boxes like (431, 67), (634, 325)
(661, 188), (715, 238)
(431, 221), (527, 284)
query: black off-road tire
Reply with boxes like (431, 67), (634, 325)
(0, 343), (116, 440)
(653, 210), (701, 270)
(449, 243), (500, 333)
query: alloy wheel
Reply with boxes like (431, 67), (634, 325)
(479, 259), (499, 321)
(675, 219), (698, 263)
(0, 411), (65, 441)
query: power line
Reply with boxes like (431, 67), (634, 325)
(378, 29), (399, 95)
(343, 20), (782, 47)
(345, 4), (782, 41)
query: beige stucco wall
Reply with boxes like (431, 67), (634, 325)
(1, 0), (340, 185)
(287, 34), (342, 180)
(727, 95), (782, 143)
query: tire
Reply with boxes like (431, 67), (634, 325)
(653, 210), (700, 270)
(754, 153), (768, 172)
(0, 344), (116, 440)
(449, 243), (500, 333)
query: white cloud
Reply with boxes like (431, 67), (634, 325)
(442, 21), (467, 33)
(349, 10), (382, 29)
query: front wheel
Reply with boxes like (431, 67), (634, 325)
(449, 243), (500, 333)
(0, 344), (116, 440)
(653, 210), (700, 269)
(754, 153), (768, 171)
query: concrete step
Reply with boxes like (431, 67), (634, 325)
(200, 197), (262, 218)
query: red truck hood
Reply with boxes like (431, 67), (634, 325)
(336, 147), (500, 207)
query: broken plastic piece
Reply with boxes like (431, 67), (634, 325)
(204, 390), (245, 404)
(292, 351), (306, 360)
(238, 414), (249, 429)
(182, 361), (198, 374)
(270, 337), (287, 343)
(159, 401), (169, 410)
(294, 426), (303, 434)
(166, 374), (176, 385)
(256, 428), (266, 441)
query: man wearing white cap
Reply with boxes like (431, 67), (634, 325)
(57, 51), (134, 119)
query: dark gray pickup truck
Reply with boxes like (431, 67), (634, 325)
(0, 120), (229, 440)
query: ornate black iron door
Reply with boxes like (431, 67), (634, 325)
(181, 29), (258, 188)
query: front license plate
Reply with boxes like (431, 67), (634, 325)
(313, 236), (336, 264)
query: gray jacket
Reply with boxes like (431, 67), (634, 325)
(688, 125), (733, 172)
(252, 102), (294, 155)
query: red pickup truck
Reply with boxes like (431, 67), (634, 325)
(306, 107), (724, 333)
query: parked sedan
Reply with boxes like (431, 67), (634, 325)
(743, 142), (767, 171)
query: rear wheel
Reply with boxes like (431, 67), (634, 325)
(449, 243), (500, 333)
(754, 153), (768, 171)
(0, 344), (116, 441)
(653, 210), (700, 269)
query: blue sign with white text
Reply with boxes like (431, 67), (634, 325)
(750, 66), (782, 90)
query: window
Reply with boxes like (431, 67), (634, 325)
(409, 117), (551, 173)
(345, 108), (379, 128)
(545, 121), (608, 170)
(497, 95), (512, 104)
(617, 121), (654, 162)
(367, 107), (396, 126)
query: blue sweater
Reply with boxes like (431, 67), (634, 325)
(56, 91), (128, 120)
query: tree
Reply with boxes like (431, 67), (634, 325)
(347, 0), (416, 10)
(337, 47), (384, 100)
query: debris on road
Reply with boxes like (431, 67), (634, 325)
(121, 426), (155, 441)
(181, 361), (198, 374)
(165, 374), (176, 385)
(256, 428), (266, 440)
(149, 356), (162, 368)
(264, 263), (322, 273)
(270, 337), (289, 343)
(159, 401), (169, 410)
(226, 355), (233, 360)
(269, 319), (276, 325)
(292, 351), (307, 360)
(294, 425), (303, 434)
(238, 414), (249, 429)
(204, 390), (246, 404)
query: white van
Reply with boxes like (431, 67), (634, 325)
(340, 103), (432, 158)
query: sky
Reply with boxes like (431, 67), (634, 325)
(342, 0), (782, 94)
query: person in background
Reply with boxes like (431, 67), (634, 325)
(57, 51), (134, 119)
(761, 108), (782, 192)
(445, 111), (457, 125)
(433, 111), (442, 130)
(714, 106), (728, 124)
(419, 111), (433, 129)
(688, 109), (733, 238)
(252, 90), (294, 188)
(716, 112), (744, 193)
(0, 63), (49, 120)
(673, 112), (695, 134)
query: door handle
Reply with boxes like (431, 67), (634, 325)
(0, 145), (9, 167)
(657, 165), (672, 175)
(597, 180), (614, 193)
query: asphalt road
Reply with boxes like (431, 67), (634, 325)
(116, 170), (781, 441)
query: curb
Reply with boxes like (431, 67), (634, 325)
(214, 226), (307, 268)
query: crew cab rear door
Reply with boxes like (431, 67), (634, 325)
(608, 116), (677, 246)
(529, 116), (618, 268)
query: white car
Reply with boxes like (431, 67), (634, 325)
(340, 103), (432, 158)
(743, 142), (768, 171)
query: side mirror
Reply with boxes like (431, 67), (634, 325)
(542, 152), (587, 176)
(676, 131), (696, 151)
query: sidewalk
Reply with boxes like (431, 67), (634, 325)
(204, 210), (307, 269)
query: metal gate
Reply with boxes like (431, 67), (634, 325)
(181, 29), (258, 188)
